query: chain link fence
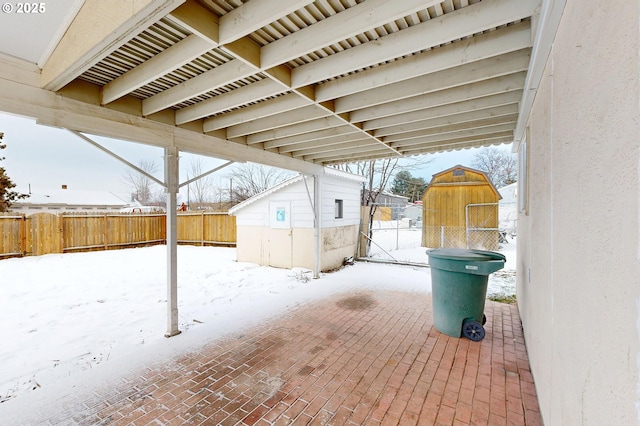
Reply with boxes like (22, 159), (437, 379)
(361, 202), (517, 265)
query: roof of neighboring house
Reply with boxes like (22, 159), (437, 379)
(498, 182), (518, 203)
(12, 189), (130, 207)
(229, 169), (365, 216)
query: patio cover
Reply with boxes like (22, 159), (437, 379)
(0, 0), (549, 336)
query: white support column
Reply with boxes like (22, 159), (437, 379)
(313, 174), (322, 279)
(164, 146), (181, 337)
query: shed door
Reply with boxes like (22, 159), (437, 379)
(268, 202), (293, 268)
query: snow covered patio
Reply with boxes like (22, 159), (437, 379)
(0, 246), (540, 424)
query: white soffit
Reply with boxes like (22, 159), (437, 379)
(0, 0), (83, 66)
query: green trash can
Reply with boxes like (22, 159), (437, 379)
(427, 248), (506, 341)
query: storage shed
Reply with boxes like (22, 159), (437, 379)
(421, 165), (501, 249)
(229, 169), (364, 273)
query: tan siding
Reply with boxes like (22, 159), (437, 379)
(421, 166), (500, 248)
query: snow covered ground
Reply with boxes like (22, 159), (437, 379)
(0, 243), (515, 417)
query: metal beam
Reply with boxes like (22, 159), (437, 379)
(350, 72), (526, 123)
(67, 130), (166, 186)
(247, 116), (348, 145)
(143, 59), (255, 116)
(315, 20), (532, 102)
(203, 93), (313, 132)
(275, 134), (369, 154)
(179, 161), (235, 188)
(363, 91), (523, 131)
(0, 77), (324, 175)
(165, 0), (220, 44)
(226, 105), (332, 138)
(293, 139), (375, 158)
(373, 104), (519, 137)
(257, 123), (357, 148)
(260, 0), (437, 69)
(383, 116), (518, 143)
(291, 0), (541, 87)
(102, 34), (214, 105)
(219, 0), (315, 44)
(335, 49), (530, 113)
(175, 78), (284, 124)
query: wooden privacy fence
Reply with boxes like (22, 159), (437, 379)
(0, 211), (236, 258)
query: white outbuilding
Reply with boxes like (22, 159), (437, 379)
(229, 169), (364, 274)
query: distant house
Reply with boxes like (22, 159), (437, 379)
(498, 182), (518, 235)
(10, 187), (130, 215)
(362, 190), (409, 220)
(229, 169), (364, 272)
(421, 165), (501, 249)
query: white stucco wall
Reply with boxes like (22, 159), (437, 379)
(518, 0), (640, 424)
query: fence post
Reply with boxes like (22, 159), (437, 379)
(20, 214), (27, 256)
(465, 204), (470, 249)
(359, 206), (371, 257)
(58, 214), (64, 253)
(103, 214), (108, 250)
(396, 211), (399, 250)
(201, 210), (205, 246)
(440, 224), (444, 248)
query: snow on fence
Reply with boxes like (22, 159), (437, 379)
(0, 211), (236, 258)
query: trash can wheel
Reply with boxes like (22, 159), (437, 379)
(462, 320), (485, 342)
(482, 314), (487, 325)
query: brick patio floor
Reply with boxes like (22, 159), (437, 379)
(41, 290), (542, 425)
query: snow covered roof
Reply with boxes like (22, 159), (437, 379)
(228, 175), (306, 216)
(498, 182), (518, 203)
(12, 189), (130, 207)
(228, 168), (365, 216)
(324, 167), (367, 183)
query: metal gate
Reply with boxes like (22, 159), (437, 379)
(465, 203), (501, 251)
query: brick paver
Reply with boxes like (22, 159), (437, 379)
(27, 290), (542, 425)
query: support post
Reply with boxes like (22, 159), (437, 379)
(313, 174), (322, 279)
(164, 146), (181, 337)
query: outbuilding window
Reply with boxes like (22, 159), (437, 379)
(334, 199), (343, 219)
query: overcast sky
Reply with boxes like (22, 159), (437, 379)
(0, 112), (511, 197)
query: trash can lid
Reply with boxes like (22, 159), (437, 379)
(426, 248), (506, 262)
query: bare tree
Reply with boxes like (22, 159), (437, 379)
(185, 158), (214, 209)
(122, 159), (163, 205)
(472, 147), (517, 188)
(334, 158), (399, 255)
(333, 155), (433, 256)
(227, 163), (295, 203)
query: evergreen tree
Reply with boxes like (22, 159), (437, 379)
(0, 132), (29, 212)
(391, 170), (412, 197)
(391, 170), (428, 202)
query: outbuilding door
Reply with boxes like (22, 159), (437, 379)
(267, 202), (293, 268)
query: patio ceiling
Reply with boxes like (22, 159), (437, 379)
(0, 0), (540, 173)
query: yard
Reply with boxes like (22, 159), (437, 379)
(0, 244), (515, 417)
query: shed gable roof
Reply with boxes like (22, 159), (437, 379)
(229, 167), (365, 215)
(424, 164), (502, 199)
